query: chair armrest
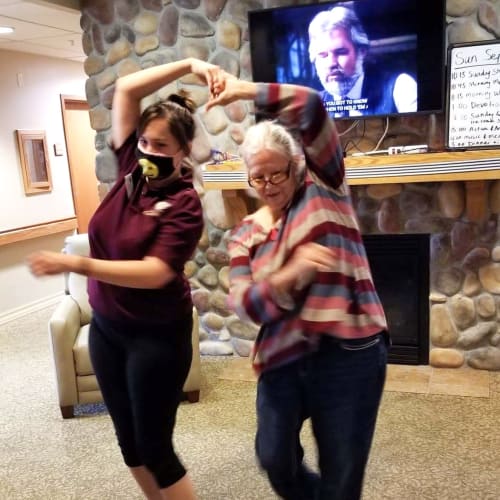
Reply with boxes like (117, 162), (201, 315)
(191, 308), (200, 363)
(183, 308), (201, 393)
(48, 295), (85, 407)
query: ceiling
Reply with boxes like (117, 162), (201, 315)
(0, 0), (85, 62)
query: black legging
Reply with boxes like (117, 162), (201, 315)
(88, 310), (193, 489)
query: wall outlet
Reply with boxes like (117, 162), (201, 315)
(388, 146), (403, 155)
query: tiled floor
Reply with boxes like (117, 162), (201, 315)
(218, 357), (492, 398)
(218, 357), (256, 382)
(386, 364), (491, 398)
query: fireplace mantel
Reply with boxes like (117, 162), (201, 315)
(202, 149), (500, 191)
(345, 148), (500, 185)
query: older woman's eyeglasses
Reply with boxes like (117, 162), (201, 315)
(248, 163), (291, 189)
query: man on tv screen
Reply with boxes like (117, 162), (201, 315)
(308, 2), (417, 118)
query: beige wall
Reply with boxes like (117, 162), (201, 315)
(0, 50), (87, 321)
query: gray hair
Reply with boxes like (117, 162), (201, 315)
(240, 120), (298, 163)
(308, 3), (370, 63)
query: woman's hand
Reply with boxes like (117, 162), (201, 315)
(27, 251), (79, 277)
(189, 58), (223, 94)
(287, 243), (338, 290)
(206, 74), (257, 110)
(269, 242), (337, 295)
(188, 59), (240, 105)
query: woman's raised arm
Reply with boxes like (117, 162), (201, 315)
(112, 57), (220, 148)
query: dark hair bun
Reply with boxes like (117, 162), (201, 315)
(167, 91), (196, 114)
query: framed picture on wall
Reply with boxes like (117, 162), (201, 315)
(15, 129), (53, 195)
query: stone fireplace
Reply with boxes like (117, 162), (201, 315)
(189, 180), (499, 372)
(79, 0), (500, 371)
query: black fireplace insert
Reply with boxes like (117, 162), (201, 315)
(363, 234), (430, 365)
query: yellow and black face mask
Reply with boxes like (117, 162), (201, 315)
(135, 148), (176, 179)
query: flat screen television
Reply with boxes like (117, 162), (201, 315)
(248, 0), (446, 121)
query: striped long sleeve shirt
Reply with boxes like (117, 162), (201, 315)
(228, 83), (388, 375)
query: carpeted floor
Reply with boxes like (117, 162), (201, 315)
(0, 306), (499, 499)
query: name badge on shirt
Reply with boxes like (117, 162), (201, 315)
(143, 200), (172, 217)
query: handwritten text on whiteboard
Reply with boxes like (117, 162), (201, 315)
(448, 42), (500, 149)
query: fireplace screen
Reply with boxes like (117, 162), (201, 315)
(363, 234), (430, 365)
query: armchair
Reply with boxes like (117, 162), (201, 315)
(48, 233), (201, 419)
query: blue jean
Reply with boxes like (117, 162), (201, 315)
(255, 333), (388, 500)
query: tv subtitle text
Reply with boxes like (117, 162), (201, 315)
(325, 98), (368, 114)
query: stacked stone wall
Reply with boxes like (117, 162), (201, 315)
(80, 0), (500, 369)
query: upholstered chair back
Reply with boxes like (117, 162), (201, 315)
(64, 234), (92, 324)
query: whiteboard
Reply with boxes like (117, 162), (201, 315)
(446, 40), (500, 150)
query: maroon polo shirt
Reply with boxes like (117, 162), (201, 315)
(87, 133), (203, 325)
